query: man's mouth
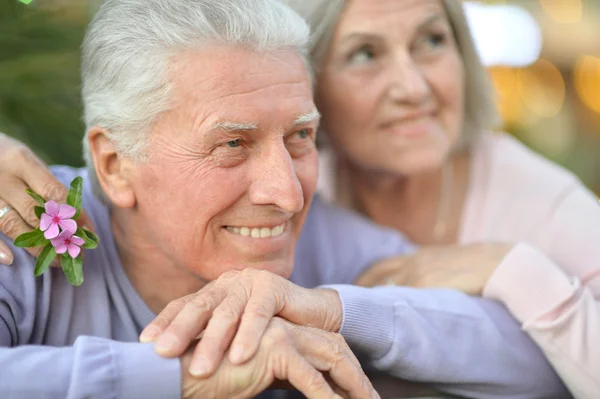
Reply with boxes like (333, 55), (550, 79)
(225, 222), (287, 239)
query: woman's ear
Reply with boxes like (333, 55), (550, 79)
(87, 127), (136, 208)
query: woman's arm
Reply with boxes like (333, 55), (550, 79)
(485, 186), (600, 399)
(322, 283), (570, 399)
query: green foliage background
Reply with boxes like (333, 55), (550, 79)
(0, 1), (90, 166)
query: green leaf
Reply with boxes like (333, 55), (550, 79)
(25, 189), (46, 205)
(82, 228), (98, 243)
(66, 176), (83, 219)
(34, 205), (45, 219)
(14, 228), (48, 248)
(34, 243), (57, 277)
(61, 253), (84, 286)
(76, 228), (98, 250)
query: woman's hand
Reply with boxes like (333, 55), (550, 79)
(0, 133), (94, 264)
(181, 317), (378, 399)
(355, 243), (513, 295)
(141, 268), (343, 378)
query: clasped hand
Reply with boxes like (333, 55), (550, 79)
(140, 268), (377, 399)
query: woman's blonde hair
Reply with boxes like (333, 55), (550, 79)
(281, 0), (501, 145)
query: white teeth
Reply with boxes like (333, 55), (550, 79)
(228, 223), (286, 239)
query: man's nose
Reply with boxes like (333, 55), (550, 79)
(248, 142), (304, 214)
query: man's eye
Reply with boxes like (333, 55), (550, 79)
(297, 129), (310, 139)
(226, 139), (241, 148)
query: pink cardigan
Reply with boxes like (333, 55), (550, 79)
(467, 133), (600, 398)
(318, 132), (600, 398)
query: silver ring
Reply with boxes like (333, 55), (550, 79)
(0, 206), (10, 220)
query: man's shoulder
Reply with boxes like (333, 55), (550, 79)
(0, 233), (54, 345)
(0, 166), (114, 345)
(305, 195), (414, 248)
(294, 195), (415, 286)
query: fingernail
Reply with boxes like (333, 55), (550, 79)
(189, 355), (211, 377)
(0, 251), (13, 266)
(229, 345), (245, 364)
(139, 326), (160, 343)
(155, 333), (178, 354)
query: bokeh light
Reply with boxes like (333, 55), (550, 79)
(574, 55), (600, 114)
(517, 59), (565, 118)
(540, 0), (583, 24)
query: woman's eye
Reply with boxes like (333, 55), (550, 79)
(415, 32), (447, 52)
(426, 33), (446, 47)
(348, 46), (375, 65)
(226, 139), (241, 148)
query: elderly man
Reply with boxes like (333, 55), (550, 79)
(0, 0), (569, 398)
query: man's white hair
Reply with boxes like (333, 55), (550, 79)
(81, 0), (310, 196)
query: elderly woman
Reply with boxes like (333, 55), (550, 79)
(281, 0), (599, 397)
(0, 0), (572, 398)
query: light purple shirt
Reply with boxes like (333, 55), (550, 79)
(0, 166), (568, 398)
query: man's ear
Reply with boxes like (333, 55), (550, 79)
(87, 127), (136, 208)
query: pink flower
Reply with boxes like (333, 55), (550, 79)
(51, 229), (85, 259)
(40, 200), (77, 239)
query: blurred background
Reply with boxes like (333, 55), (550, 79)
(1, 0), (599, 194)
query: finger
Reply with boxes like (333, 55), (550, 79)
(154, 285), (228, 357)
(140, 293), (197, 343)
(276, 347), (341, 399)
(229, 289), (278, 365)
(294, 328), (375, 399)
(188, 291), (248, 377)
(18, 155), (68, 204)
(0, 202), (34, 242)
(0, 239), (14, 265)
(354, 257), (407, 287)
(7, 150), (95, 233)
(1, 178), (41, 228)
(325, 374), (352, 399)
(0, 193), (47, 261)
(0, 201), (42, 260)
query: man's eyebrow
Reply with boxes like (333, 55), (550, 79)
(210, 121), (258, 132)
(294, 109), (321, 126)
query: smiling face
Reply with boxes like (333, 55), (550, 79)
(317, 0), (465, 175)
(127, 45), (319, 281)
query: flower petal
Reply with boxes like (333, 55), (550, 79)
(54, 243), (68, 254)
(44, 200), (59, 216)
(57, 229), (73, 239)
(44, 223), (60, 240)
(40, 213), (53, 231)
(50, 236), (64, 248)
(68, 244), (81, 259)
(58, 204), (77, 219)
(59, 219), (78, 234)
(70, 235), (85, 246)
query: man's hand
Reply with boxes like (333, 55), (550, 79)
(180, 318), (378, 399)
(355, 243), (514, 295)
(0, 133), (94, 264)
(141, 269), (343, 377)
